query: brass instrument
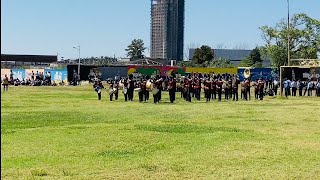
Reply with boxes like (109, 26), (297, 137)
(244, 68), (251, 79)
(146, 80), (152, 90)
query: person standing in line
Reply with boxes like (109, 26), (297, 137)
(316, 79), (320, 97)
(258, 78), (265, 100)
(203, 78), (211, 102)
(284, 79), (291, 97)
(168, 76), (176, 103)
(128, 75), (135, 101)
(114, 80), (119, 100)
(123, 78), (128, 101)
(273, 78), (279, 96)
(245, 79), (251, 100)
(109, 81), (114, 101)
(217, 77), (223, 102)
(228, 75), (233, 99)
(254, 79), (259, 99)
(291, 79), (297, 96)
(307, 80), (313, 96)
(233, 76), (240, 101)
(297, 80), (304, 96)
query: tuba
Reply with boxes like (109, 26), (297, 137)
(244, 68), (251, 79)
(146, 80), (152, 90)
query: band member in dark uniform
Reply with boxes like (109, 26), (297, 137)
(114, 80), (119, 100)
(184, 76), (191, 102)
(254, 80), (259, 99)
(157, 76), (163, 102)
(109, 81), (114, 101)
(152, 79), (159, 104)
(93, 79), (104, 100)
(180, 80), (184, 98)
(217, 77), (223, 101)
(204, 78), (211, 102)
(145, 79), (150, 101)
(183, 77), (188, 101)
(258, 78), (265, 100)
(224, 78), (230, 100)
(228, 76), (233, 99)
(197, 77), (202, 100)
(123, 78), (128, 101)
(194, 77), (200, 100)
(139, 80), (147, 102)
(233, 76), (240, 101)
(241, 80), (247, 100)
(245, 79), (251, 100)
(128, 75), (135, 101)
(211, 76), (217, 100)
(168, 76), (176, 103)
(138, 81), (143, 102)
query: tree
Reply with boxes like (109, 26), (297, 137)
(260, 13), (320, 67)
(192, 45), (214, 66)
(210, 58), (234, 68)
(178, 60), (198, 67)
(239, 47), (262, 67)
(125, 39), (147, 60)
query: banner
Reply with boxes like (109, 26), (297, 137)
(185, 67), (237, 75)
(238, 68), (278, 81)
(44, 69), (68, 82)
(128, 66), (186, 76)
(25, 69), (44, 80)
(11, 69), (26, 80)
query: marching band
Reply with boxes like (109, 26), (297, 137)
(92, 73), (270, 102)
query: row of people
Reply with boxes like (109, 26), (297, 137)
(92, 74), (267, 102)
(283, 79), (320, 97)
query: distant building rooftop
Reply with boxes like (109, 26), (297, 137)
(1, 54), (57, 63)
(189, 48), (271, 67)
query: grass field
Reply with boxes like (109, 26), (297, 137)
(1, 85), (320, 179)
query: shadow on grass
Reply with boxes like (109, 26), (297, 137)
(97, 150), (136, 159)
(135, 124), (247, 134)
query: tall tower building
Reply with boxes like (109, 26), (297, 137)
(150, 0), (184, 61)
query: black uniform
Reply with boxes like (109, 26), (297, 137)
(168, 77), (176, 103)
(128, 78), (135, 101)
(123, 79), (128, 101)
(93, 81), (104, 100)
(233, 78), (240, 101)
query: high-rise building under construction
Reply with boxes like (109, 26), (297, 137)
(150, 0), (184, 61)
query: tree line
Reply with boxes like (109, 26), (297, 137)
(124, 13), (320, 68)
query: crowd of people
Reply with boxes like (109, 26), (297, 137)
(283, 78), (320, 97)
(1, 70), (63, 91)
(92, 72), (320, 103)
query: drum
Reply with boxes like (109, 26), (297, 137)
(123, 88), (128, 94)
(109, 88), (114, 95)
(146, 81), (152, 90)
(152, 88), (159, 95)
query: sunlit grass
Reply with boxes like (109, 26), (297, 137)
(1, 85), (320, 179)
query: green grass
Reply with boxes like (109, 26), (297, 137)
(1, 85), (320, 179)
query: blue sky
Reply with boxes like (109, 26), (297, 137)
(1, 0), (319, 60)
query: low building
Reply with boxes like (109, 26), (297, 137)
(1, 54), (57, 67)
(189, 49), (271, 67)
